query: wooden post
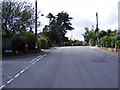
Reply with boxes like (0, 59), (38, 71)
(115, 43), (117, 52)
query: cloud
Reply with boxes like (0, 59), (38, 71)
(106, 8), (118, 25)
(73, 18), (95, 27)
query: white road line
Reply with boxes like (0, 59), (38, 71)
(14, 73), (20, 78)
(1, 54), (47, 89)
(30, 59), (36, 63)
(7, 78), (13, 84)
(24, 66), (30, 70)
(30, 55), (42, 63)
(6, 78), (14, 84)
(20, 70), (25, 74)
(0, 85), (5, 89)
(31, 54), (46, 64)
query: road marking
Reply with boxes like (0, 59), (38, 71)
(24, 65), (32, 70)
(30, 55), (42, 63)
(0, 54), (47, 89)
(0, 85), (5, 89)
(20, 70), (25, 74)
(31, 54), (46, 64)
(14, 73), (20, 78)
(7, 78), (14, 84)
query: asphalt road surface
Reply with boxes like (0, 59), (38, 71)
(1, 46), (118, 88)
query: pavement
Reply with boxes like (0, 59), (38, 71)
(1, 46), (118, 88)
(1, 47), (57, 88)
(2, 47), (57, 60)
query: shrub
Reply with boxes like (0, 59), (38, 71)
(38, 37), (48, 49)
(64, 41), (72, 46)
(117, 40), (120, 49)
(20, 32), (35, 50)
(64, 42), (71, 46)
(73, 43), (77, 46)
(11, 32), (36, 52)
(89, 38), (96, 46)
(11, 37), (24, 51)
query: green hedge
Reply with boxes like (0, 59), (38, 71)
(38, 37), (49, 49)
(117, 40), (120, 49)
(11, 32), (35, 52)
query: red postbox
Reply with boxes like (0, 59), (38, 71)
(24, 42), (28, 52)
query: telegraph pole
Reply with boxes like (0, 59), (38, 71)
(95, 12), (99, 33)
(118, 1), (120, 38)
(35, 0), (38, 49)
(95, 12), (99, 46)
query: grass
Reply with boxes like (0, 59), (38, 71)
(99, 47), (118, 52)
(99, 47), (108, 50)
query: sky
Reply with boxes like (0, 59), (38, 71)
(25, 0), (119, 41)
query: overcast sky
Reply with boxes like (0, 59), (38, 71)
(26, 0), (119, 41)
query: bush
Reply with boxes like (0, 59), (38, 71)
(89, 38), (96, 46)
(38, 37), (48, 49)
(11, 37), (24, 51)
(64, 42), (71, 46)
(73, 41), (83, 46)
(11, 32), (36, 52)
(20, 32), (36, 50)
(117, 40), (120, 49)
(73, 43), (77, 46)
(64, 41), (72, 46)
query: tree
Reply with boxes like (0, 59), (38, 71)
(44, 11), (74, 46)
(1, 1), (35, 37)
(82, 27), (89, 45)
(29, 27), (34, 33)
(43, 25), (49, 32)
(106, 29), (112, 36)
(46, 13), (56, 25)
(98, 30), (106, 39)
(11, 31), (36, 51)
(83, 27), (96, 45)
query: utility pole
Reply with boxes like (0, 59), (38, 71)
(95, 12), (99, 33)
(95, 12), (99, 46)
(118, 1), (120, 39)
(35, 0), (38, 49)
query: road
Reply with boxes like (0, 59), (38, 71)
(1, 46), (118, 88)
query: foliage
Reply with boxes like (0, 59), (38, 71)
(83, 26), (118, 48)
(20, 32), (36, 50)
(73, 41), (83, 46)
(11, 36), (24, 51)
(11, 32), (35, 51)
(117, 40), (120, 49)
(1, 1), (35, 37)
(43, 11), (74, 46)
(64, 40), (83, 46)
(64, 42), (71, 46)
(89, 38), (96, 46)
(38, 37), (49, 49)
(64, 40), (73, 46)
(83, 27), (96, 46)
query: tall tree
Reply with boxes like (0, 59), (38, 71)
(46, 13), (56, 25)
(44, 11), (74, 46)
(1, 1), (35, 37)
(56, 11), (74, 35)
(83, 27), (97, 46)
